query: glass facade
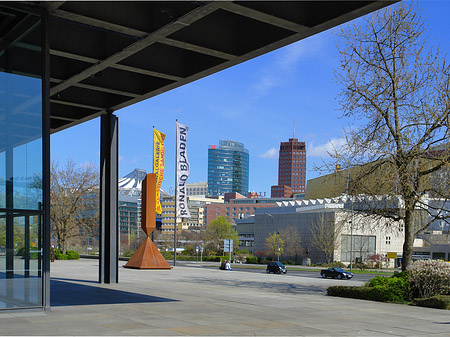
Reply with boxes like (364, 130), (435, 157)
(208, 140), (249, 196)
(0, 6), (45, 309)
(341, 235), (376, 262)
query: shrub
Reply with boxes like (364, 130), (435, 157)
(16, 247), (26, 256)
(17, 247), (40, 259)
(414, 295), (450, 309)
(366, 275), (411, 302)
(350, 262), (369, 270)
(328, 271), (412, 303)
(182, 244), (195, 255)
(315, 261), (345, 268)
(328, 286), (384, 301)
(177, 255), (196, 261)
(202, 256), (223, 262)
(54, 249), (68, 260)
(330, 261), (345, 268)
(66, 250), (80, 260)
(328, 284), (407, 303)
(408, 260), (450, 298)
(246, 256), (258, 264)
(123, 249), (135, 257)
(161, 251), (174, 259)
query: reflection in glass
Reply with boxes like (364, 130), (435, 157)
(0, 5), (43, 309)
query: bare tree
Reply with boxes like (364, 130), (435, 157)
(310, 213), (345, 264)
(334, 2), (450, 270)
(279, 226), (303, 263)
(51, 160), (99, 253)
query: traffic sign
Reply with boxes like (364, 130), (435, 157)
(224, 239), (233, 252)
(387, 252), (397, 259)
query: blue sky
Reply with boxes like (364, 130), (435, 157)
(51, 1), (449, 196)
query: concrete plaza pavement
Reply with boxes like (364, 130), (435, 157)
(1, 259), (449, 336)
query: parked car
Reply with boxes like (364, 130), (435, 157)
(266, 261), (287, 274)
(320, 267), (353, 279)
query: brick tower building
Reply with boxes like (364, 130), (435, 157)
(271, 138), (306, 197)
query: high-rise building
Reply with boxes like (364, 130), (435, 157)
(271, 138), (306, 197)
(208, 140), (249, 196)
(186, 181), (208, 196)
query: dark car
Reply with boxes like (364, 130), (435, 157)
(320, 267), (353, 279)
(266, 261), (287, 274)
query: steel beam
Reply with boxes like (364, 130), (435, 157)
(217, 2), (308, 33)
(49, 2), (221, 97)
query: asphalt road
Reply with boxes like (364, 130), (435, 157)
(232, 266), (378, 282)
(172, 260), (384, 283)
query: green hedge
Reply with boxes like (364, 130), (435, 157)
(327, 284), (408, 303)
(53, 249), (80, 260)
(246, 256), (258, 264)
(327, 285), (408, 303)
(66, 250), (80, 260)
(414, 295), (450, 309)
(328, 272), (411, 303)
(328, 286), (377, 301)
(54, 249), (67, 260)
(202, 256), (224, 262)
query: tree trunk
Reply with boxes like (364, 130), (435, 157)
(401, 208), (415, 271)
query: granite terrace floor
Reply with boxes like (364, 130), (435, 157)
(0, 259), (449, 336)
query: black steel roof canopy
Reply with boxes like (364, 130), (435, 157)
(19, 1), (394, 133)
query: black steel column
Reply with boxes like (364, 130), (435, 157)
(41, 10), (51, 310)
(5, 145), (13, 279)
(100, 112), (119, 283)
(24, 216), (30, 278)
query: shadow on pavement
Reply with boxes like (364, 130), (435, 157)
(182, 277), (327, 295)
(51, 278), (178, 306)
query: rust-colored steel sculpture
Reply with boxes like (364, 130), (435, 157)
(124, 173), (171, 269)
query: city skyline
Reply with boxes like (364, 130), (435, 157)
(50, 1), (449, 196)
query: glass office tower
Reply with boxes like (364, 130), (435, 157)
(208, 140), (249, 196)
(0, 5), (49, 309)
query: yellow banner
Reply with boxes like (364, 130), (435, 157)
(153, 128), (166, 214)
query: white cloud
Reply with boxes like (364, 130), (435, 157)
(260, 147), (278, 159)
(251, 75), (280, 98)
(277, 43), (305, 70)
(250, 35), (327, 99)
(308, 138), (346, 158)
(277, 35), (326, 70)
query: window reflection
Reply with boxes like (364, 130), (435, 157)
(0, 5), (43, 309)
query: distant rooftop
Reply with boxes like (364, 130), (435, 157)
(118, 168), (147, 190)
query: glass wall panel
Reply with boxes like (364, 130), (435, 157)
(341, 234), (376, 262)
(0, 5), (43, 309)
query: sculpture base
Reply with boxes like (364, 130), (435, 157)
(124, 236), (172, 269)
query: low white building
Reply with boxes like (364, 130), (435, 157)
(239, 196), (404, 266)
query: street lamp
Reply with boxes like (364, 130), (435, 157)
(264, 213), (280, 261)
(347, 173), (354, 272)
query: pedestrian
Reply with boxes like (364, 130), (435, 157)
(50, 246), (55, 262)
(225, 260), (232, 271)
(219, 260), (226, 270)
